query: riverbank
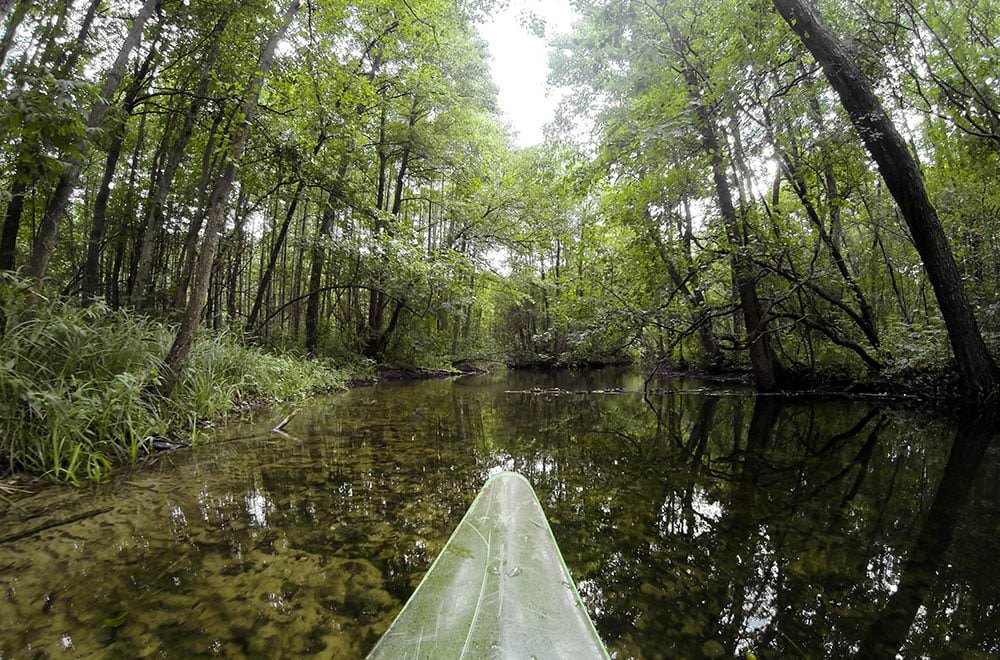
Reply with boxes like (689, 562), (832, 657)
(0, 288), (371, 487)
(0, 286), (498, 489)
(0, 281), (970, 490)
(646, 361), (967, 408)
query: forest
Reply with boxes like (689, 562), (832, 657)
(1, 0), (998, 482)
(2, 2), (1000, 658)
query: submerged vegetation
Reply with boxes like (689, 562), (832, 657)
(1, 0), (999, 481)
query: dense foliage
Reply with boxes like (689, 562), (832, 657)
(1, 0), (999, 478)
(546, 0), (1000, 392)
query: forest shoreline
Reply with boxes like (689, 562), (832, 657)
(1, 342), (972, 498)
(0, 360), (471, 496)
(649, 362), (964, 408)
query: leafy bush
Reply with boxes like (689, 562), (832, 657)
(883, 319), (954, 378)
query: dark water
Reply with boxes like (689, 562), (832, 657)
(1, 369), (998, 659)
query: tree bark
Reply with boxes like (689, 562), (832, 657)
(27, 0), (159, 283)
(772, 0), (998, 401)
(158, 0), (300, 397)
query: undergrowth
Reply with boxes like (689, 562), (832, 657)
(0, 275), (346, 484)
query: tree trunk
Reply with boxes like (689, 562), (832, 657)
(289, 197), (307, 339)
(246, 184), (304, 334)
(109, 112), (147, 306)
(224, 186), (249, 320)
(54, 0), (102, 74)
(0, 0), (103, 271)
(305, 157), (350, 355)
(135, 16), (228, 306)
(763, 112), (881, 350)
(27, 0), (159, 283)
(304, 205), (334, 355)
(648, 215), (721, 365)
(0, 0), (16, 25)
(0, 178), (26, 270)
(126, 116), (172, 299)
(171, 108), (227, 310)
(0, 0), (29, 71)
(366, 107), (390, 352)
(158, 0), (300, 397)
(246, 131), (328, 334)
(81, 42), (159, 302)
(772, 0), (998, 401)
(670, 25), (779, 390)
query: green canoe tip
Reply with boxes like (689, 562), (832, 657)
(368, 471), (610, 659)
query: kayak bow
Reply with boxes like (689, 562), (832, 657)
(368, 472), (610, 659)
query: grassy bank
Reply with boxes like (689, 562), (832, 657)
(1, 277), (349, 484)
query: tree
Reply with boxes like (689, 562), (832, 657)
(27, 0), (161, 282)
(158, 0), (301, 396)
(771, 0), (998, 403)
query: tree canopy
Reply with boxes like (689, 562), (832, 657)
(0, 0), (997, 401)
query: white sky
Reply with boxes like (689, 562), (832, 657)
(477, 0), (577, 147)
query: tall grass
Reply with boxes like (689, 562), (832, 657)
(0, 274), (345, 484)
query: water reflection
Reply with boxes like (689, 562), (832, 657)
(858, 418), (998, 659)
(0, 369), (997, 658)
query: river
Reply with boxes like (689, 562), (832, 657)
(1, 369), (998, 658)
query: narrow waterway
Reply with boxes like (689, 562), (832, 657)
(1, 369), (998, 658)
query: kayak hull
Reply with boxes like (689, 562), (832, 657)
(368, 472), (609, 659)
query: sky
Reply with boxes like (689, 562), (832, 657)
(477, 0), (577, 147)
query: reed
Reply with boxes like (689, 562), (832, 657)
(0, 274), (345, 484)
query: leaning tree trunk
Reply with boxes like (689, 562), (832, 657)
(0, 0), (29, 71)
(26, 0), (159, 283)
(246, 133), (335, 336)
(246, 182), (305, 333)
(772, 0), (999, 402)
(0, 0), (105, 271)
(158, 0), (301, 397)
(170, 108), (227, 310)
